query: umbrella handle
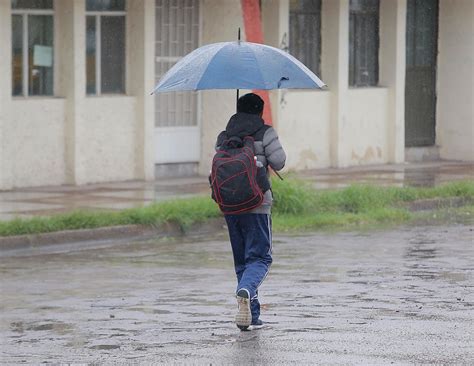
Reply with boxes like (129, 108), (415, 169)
(271, 168), (284, 181)
(236, 89), (239, 112)
(236, 27), (240, 112)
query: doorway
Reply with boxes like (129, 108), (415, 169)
(405, 0), (439, 147)
(155, 0), (201, 167)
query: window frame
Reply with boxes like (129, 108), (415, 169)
(11, 5), (55, 97)
(86, 8), (127, 96)
(348, 0), (380, 88)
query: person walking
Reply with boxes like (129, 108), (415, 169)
(214, 93), (286, 330)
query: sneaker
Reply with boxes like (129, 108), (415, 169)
(235, 288), (251, 330)
(248, 319), (264, 331)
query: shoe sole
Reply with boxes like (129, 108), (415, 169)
(247, 324), (264, 331)
(235, 294), (251, 330)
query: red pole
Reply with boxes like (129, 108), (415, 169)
(240, 0), (273, 126)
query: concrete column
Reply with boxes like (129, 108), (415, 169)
(0, 2), (13, 189)
(199, 0), (244, 176)
(437, 0), (474, 161)
(127, 0), (155, 180)
(380, 0), (406, 163)
(56, 0), (86, 184)
(262, 0), (289, 130)
(322, 0), (349, 167)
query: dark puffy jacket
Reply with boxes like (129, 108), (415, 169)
(216, 113), (286, 171)
(215, 113), (286, 214)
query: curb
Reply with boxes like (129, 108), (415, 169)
(0, 218), (226, 252)
(404, 196), (473, 212)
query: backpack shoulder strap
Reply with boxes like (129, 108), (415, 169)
(222, 136), (243, 149)
(252, 124), (271, 141)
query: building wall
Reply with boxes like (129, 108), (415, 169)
(275, 0), (402, 170)
(0, 0), (155, 190)
(7, 99), (67, 187)
(79, 97), (137, 183)
(344, 88), (389, 165)
(1, 0), (472, 190)
(436, 0), (474, 161)
(0, 0), (12, 189)
(278, 91), (331, 170)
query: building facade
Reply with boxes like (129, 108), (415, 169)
(0, 0), (472, 190)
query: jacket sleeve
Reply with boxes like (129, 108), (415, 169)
(263, 127), (286, 171)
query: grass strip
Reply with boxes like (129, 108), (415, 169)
(0, 180), (473, 237)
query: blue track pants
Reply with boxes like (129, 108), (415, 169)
(224, 213), (273, 322)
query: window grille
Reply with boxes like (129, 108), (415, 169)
(349, 0), (380, 87)
(289, 0), (322, 77)
(155, 0), (199, 128)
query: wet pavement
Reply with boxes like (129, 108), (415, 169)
(0, 161), (473, 221)
(1, 223), (473, 364)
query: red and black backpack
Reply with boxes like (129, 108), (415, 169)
(210, 136), (267, 214)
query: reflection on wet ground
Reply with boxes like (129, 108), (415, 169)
(1, 224), (473, 364)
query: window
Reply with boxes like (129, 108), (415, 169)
(289, 0), (322, 76)
(349, 0), (379, 87)
(86, 0), (126, 95)
(155, 0), (200, 127)
(11, 0), (54, 96)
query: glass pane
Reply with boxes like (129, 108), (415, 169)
(414, 0), (437, 67)
(11, 0), (53, 9)
(406, 0), (416, 67)
(12, 15), (23, 96)
(289, 0), (321, 75)
(101, 16), (125, 93)
(349, 0), (379, 86)
(28, 15), (54, 96)
(86, 0), (125, 11)
(86, 16), (96, 94)
(350, 0), (379, 12)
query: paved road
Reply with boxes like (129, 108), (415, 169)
(1, 224), (473, 364)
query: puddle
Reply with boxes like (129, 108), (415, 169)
(89, 344), (121, 350)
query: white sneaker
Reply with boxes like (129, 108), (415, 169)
(235, 288), (251, 330)
(248, 319), (264, 331)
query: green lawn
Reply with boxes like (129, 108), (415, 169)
(1, 179), (473, 237)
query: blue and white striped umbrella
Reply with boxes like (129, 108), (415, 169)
(152, 41), (326, 93)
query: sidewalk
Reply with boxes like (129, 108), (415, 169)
(0, 161), (472, 222)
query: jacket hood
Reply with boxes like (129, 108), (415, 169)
(225, 113), (265, 138)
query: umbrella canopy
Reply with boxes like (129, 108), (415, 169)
(153, 41), (326, 93)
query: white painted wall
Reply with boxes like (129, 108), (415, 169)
(437, 0), (474, 161)
(379, 0), (406, 163)
(278, 91), (331, 170)
(80, 97), (137, 183)
(0, 1), (11, 189)
(7, 99), (67, 187)
(344, 88), (389, 165)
